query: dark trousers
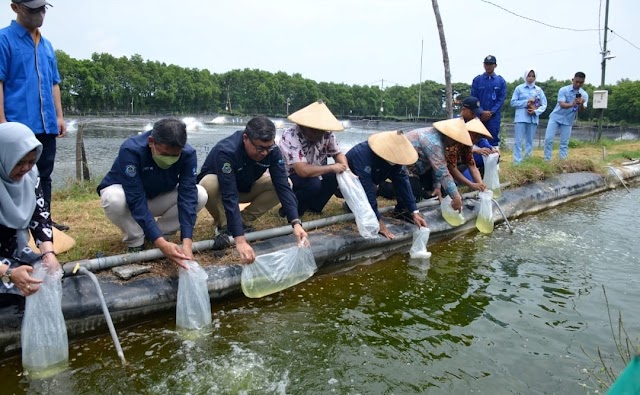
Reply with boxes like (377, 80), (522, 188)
(35, 134), (57, 208)
(290, 172), (338, 215)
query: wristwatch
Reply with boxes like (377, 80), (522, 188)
(2, 268), (13, 284)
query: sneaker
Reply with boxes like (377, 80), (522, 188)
(127, 245), (144, 253)
(212, 234), (232, 250)
(52, 221), (69, 231)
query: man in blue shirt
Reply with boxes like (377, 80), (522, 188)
(346, 130), (428, 240)
(471, 55), (507, 147)
(198, 116), (307, 264)
(544, 72), (589, 160)
(97, 119), (208, 268)
(0, 0), (68, 231)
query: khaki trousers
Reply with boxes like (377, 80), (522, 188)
(100, 184), (208, 247)
(199, 173), (284, 229)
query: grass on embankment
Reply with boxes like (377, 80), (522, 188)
(51, 139), (640, 264)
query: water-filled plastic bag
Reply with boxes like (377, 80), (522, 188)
(475, 190), (494, 234)
(241, 241), (316, 298)
(441, 195), (466, 226)
(409, 227), (432, 259)
(176, 260), (212, 330)
(22, 263), (68, 378)
(337, 170), (379, 239)
(483, 153), (501, 198)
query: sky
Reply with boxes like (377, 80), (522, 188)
(3, 0), (640, 88)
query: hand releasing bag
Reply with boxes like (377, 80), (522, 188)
(176, 260), (212, 330)
(241, 241), (316, 298)
(337, 170), (379, 239)
(475, 190), (494, 234)
(21, 263), (68, 378)
(409, 227), (432, 259)
(483, 153), (501, 198)
(441, 195), (466, 227)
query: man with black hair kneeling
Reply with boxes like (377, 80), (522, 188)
(198, 116), (307, 264)
(97, 119), (208, 269)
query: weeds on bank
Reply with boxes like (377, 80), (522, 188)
(581, 286), (640, 393)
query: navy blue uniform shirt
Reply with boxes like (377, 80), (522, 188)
(197, 130), (298, 237)
(97, 131), (199, 242)
(345, 141), (417, 219)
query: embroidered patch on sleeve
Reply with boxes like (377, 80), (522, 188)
(125, 165), (137, 177)
(221, 162), (232, 174)
(192, 166), (197, 176)
(364, 165), (372, 174)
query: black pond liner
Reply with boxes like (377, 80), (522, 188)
(0, 167), (638, 355)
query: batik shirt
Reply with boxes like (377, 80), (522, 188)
(278, 125), (341, 176)
(405, 127), (459, 199)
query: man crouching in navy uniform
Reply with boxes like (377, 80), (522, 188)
(97, 118), (208, 269)
(198, 116), (307, 264)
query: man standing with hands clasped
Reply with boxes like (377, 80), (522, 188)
(544, 72), (588, 160)
(471, 55), (507, 148)
(0, 0), (68, 231)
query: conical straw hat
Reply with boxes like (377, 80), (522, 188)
(287, 99), (345, 132)
(368, 130), (418, 165)
(433, 118), (472, 146)
(465, 118), (492, 138)
(28, 227), (76, 255)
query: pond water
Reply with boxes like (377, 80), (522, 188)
(1, 186), (638, 394)
(52, 116), (638, 191)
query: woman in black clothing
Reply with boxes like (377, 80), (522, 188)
(0, 122), (61, 299)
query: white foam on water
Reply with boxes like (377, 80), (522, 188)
(210, 116), (228, 124)
(182, 117), (203, 132)
(66, 119), (77, 132)
(149, 342), (289, 394)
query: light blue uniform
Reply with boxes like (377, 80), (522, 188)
(510, 69), (548, 164)
(544, 84), (589, 160)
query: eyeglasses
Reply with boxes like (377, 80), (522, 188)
(20, 5), (48, 14)
(249, 139), (276, 153)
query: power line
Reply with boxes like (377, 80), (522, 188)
(608, 29), (640, 52)
(598, 0), (603, 51)
(479, 0), (600, 32)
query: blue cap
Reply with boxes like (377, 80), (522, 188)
(462, 96), (483, 116)
(483, 55), (497, 64)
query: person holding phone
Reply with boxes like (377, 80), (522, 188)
(544, 72), (589, 160)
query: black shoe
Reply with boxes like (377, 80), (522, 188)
(212, 234), (232, 250)
(243, 223), (256, 233)
(127, 245), (144, 253)
(52, 221), (69, 231)
(278, 207), (286, 218)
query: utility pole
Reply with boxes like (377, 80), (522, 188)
(418, 38), (423, 120)
(597, 0), (611, 142)
(380, 79), (384, 115)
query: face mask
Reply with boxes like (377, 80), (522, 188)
(153, 154), (180, 169)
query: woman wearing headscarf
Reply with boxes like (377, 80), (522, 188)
(510, 68), (548, 164)
(0, 122), (61, 300)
